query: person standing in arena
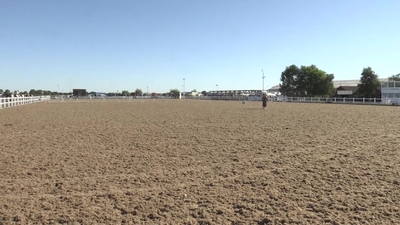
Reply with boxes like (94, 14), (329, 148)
(262, 93), (267, 109)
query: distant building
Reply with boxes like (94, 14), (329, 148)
(381, 80), (400, 104)
(268, 85), (280, 94)
(336, 86), (358, 98)
(91, 92), (106, 97)
(73, 89), (87, 96)
(205, 90), (263, 96)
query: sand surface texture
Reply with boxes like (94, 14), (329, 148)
(1, 100), (399, 224)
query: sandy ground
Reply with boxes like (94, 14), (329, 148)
(0, 99), (399, 224)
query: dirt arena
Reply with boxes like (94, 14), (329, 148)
(0, 99), (399, 224)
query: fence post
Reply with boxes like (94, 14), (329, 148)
(353, 98), (355, 103)
(363, 97), (365, 103)
(334, 97), (336, 102)
(343, 97), (345, 103)
(374, 98), (376, 104)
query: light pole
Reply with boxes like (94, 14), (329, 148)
(183, 78), (185, 98)
(262, 70), (265, 93)
(216, 84), (218, 95)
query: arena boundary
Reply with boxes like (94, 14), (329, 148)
(0, 96), (50, 109)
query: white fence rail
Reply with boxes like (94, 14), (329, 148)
(0, 96), (50, 109)
(187, 96), (400, 105)
(16, 95), (398, 106)
(280, 96), (400, 105)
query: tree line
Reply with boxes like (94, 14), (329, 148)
(0, 88), (204, 98)
(0, 89), (55, 97)
(106, 88), (197, 97)
(279, 64), (400, 98)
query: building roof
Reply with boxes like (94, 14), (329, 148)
(333, 80), (359, 88)
(269, 85), (280, 90)
(337, 86), (359, 91)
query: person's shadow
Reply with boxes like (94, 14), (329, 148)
(257, 218), (272, 225)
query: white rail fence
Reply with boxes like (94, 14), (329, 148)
(7, 95), (396, 106)
(0, 96), (50, 109)
(280, 96), (400, 105)
(190, 96), (399, 105)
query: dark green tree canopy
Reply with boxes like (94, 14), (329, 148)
(279, 64), (300, 96)
(135, 88), (143, 96)
(170, 89), (180, 98)
(356, 67), (380, 98)
(3, 89), (11, 97)
(388, 73), (400, 81)
(121, 90), (130, 96)
(279, 64), (335, 97)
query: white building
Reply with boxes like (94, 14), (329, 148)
(381, 80), (400, 104)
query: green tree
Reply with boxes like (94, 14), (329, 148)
(356, 67), (381, 98)
(279, 64), (301, 96)
(4, 89), (11, 97)
(29, 89), (36, 96)
(297, 65), (335, 97)
(170, 89), (180, 98)
(135, 88), (143, 96)
(121, 90), (130, 96)
(0, 89), (3, 95)
(388, 73), (400, 81)
(317, 73), (336, 97)
(201, 90), (207, 96)
(279, 64), (334, 97)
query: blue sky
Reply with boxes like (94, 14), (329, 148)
(1, 0), (399, 93)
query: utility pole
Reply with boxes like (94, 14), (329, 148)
(183, 78), (185, 99)
(262, 70), (265, 93)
